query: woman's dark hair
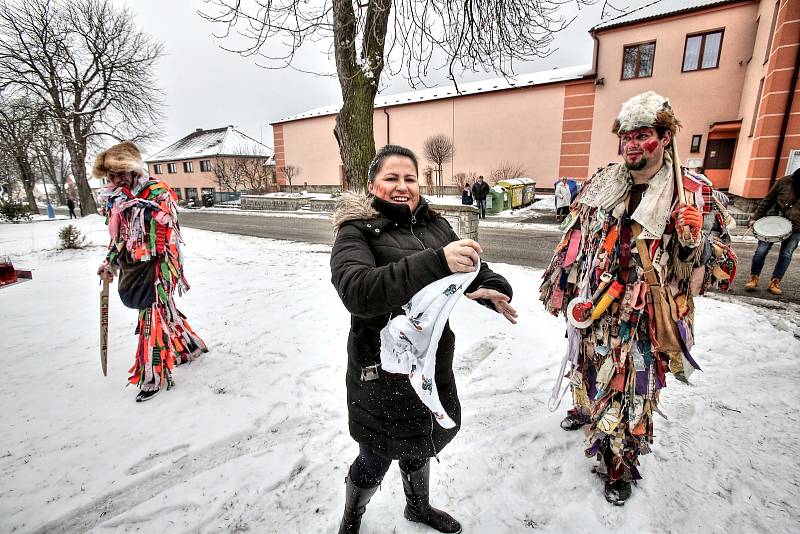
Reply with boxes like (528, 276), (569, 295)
(368, 144), (419, 182)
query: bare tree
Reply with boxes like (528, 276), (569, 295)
(423, 134), (455, 198)
(490, 161), (526, 185)
(201, 1), (592, 192)
(0, 95), (48, 212)
(32, 116), (70, 205)
(278, 165), (301, 194)
(451, 171), (477, 189)
(0, 0), (165, 216)
(214, 156), (275, 194)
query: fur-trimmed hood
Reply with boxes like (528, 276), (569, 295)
(332, 193), (379, 232)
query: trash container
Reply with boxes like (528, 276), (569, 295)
(202, 191), (214, 207)
(518, 177), (536, 206)
(497, 179), (525, 209)
(486, 186), (509, 214)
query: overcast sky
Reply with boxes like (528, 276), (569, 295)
(119, 0), (648, 155)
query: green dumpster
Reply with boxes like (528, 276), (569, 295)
(497, 179), (525, 208)
(485, 186), (509, 214)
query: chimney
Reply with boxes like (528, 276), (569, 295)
(195, 128), (203, 132)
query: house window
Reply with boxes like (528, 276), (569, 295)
(174, 188), (182, 200)
(200, 160), (212, 172)
(184, 188), (198, 200)
(621, 41), (656, 80)
(201, 187), (214, 195)
(183, 161), (194, 173)
(167, 163), (177, 174)
(691, 135), (702, 153)
(683, 30), (724, 72)
(153, 164), (163, 174)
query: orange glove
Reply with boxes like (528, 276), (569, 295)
(673, 204), (703, 239)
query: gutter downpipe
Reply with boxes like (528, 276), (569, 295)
(770, 39), (800, 185)
(590, 30), (600, 77)
(383, 107), (390, 145)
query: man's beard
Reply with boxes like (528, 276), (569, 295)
(624, 156), (648, 171)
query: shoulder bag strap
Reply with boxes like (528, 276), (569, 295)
(632, 222), (660, 287)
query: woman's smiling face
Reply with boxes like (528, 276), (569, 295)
(368, 155), (420, 212)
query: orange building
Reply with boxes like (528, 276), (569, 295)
(146, 126), (275, 202)
(272, 0), (799, 205)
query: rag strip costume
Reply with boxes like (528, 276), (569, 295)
(101, 175), (207, 391)
(539, 92), (737, 484)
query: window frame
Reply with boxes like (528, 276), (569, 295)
(682, 29), (725, 72)
(690, 134), (702, 153)
(153, 163), (163, 174)
(620, 40), (657, 81)
(183, 161), (194, 173)
(765, 1), (779, 65)
(167, 163), (177, 174)
(200, 159), (212, 172)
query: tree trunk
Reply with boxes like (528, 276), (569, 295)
(331, 0), (391, 193)
(65, 140), (97, 216)
(334, 73), (378, 193)
(15, 156), (37, 213)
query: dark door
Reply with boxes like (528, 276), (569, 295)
(704, 138), (736, 169)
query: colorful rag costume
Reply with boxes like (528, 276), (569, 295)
(540, 160), (737, 482)
(101, 175), (207, 391)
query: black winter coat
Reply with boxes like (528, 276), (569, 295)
(472, 181), (490, 201)
(330, 194), (512, 459)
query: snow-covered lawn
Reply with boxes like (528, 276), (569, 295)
(1, 217), (798, 534)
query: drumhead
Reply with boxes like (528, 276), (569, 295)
(753, 216), (792, 242)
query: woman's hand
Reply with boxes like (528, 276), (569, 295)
(465, 288), (518, 324)
(443, 239), (482, 273)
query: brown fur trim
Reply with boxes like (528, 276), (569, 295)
(332, 193), (378, 232)
(92, 141), (144, 178)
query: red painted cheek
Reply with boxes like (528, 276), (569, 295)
(643, 140), (659, 153)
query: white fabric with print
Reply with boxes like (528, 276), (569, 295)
(380, 269), (479, 429)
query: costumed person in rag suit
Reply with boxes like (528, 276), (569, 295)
(330, 144), (517, 534)
(744, 167), (800, 296)
(539, 92), (737, 505)
(96, 141), (208, 402)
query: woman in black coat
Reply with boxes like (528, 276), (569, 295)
(331, 145), (517, 534)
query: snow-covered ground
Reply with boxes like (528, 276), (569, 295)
(1, 217), (799, 534)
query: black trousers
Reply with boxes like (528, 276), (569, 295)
(476, 199), (486, 218)
(349, 442), (427, 488)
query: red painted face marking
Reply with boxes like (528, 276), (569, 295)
(642, 140), (659, 153)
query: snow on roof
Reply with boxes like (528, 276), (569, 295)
(274, 64), (593, 124)
(592, 0), (740, 32)
(147, 126), (274, 163)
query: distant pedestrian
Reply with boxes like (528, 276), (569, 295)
(554, 176), (571, 221)
(461, 183), (473, 205)
(67, 198), (77, 219)
(744, 168), (800, 296)
(472, 175), (490, 219)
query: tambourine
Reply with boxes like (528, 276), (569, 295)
(752, 216), (792, 243)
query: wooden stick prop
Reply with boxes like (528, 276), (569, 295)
(670, 139), (691, 241)
(100, 279), (109, 376)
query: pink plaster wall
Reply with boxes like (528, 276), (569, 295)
(589, 1), (759, 178)
(280, 84), (566, 186)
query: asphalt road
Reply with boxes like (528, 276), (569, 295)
(177, 210), (800, 305)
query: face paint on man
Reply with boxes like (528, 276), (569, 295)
(618, 127), (665, 172)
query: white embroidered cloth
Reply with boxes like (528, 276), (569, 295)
(379, 269), (480, 429)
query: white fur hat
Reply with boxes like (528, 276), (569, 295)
(612, 91), (681, 134)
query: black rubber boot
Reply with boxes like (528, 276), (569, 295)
(560, 410), (590, 431)
(337, 475), (379, 534)
(401, 462), (462, 533)
(604, 478), (632, 506)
